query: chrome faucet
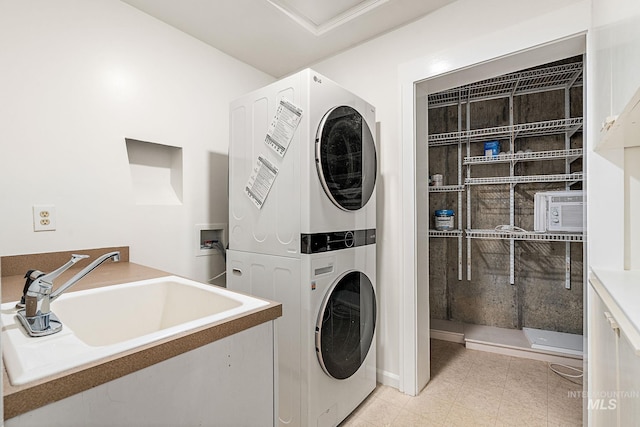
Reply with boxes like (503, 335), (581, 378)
(16, 251), (120, 337)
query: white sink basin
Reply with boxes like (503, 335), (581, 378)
(1, 276), (269, 386)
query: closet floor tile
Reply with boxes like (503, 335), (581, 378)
(340, 339), (583, 426)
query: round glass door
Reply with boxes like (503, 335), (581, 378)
(315, 270), (376, 380)
(316, 106), (377, 211)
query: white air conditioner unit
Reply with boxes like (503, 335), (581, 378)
(534, 190), (584, 233)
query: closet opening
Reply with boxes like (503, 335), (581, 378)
(425, 55), (585, 362)
(402, 35), (588, 395)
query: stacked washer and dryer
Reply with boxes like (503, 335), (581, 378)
(227, 69), (377, 427)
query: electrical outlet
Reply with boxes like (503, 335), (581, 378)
(33, 205), (56, 232)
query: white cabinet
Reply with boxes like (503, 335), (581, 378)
(591, 0), (640, 145)
(589, 282), (621, 426)
(588, 0), (640, 270)
(5, 321), (276, 427)
(597, 87), (640, 150)
(594, 79), (640, 270)
(588, 272), (640, 426)
(618, 325), (640, 425)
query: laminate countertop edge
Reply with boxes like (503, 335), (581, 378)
(1, 262), (282, 420)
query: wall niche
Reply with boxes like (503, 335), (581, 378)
(125, 138), (183, 205)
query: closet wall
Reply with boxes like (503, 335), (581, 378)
(427, 56), (584, 334)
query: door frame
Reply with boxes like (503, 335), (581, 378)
(398, 11), (589, 395)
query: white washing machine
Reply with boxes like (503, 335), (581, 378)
(303, 242), (377, 427)
(229, 69), (377, 257)
(227, 239), (376, 427)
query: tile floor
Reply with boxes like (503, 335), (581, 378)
(341, 339), (583, 426)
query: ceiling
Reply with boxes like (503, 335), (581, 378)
(120, 0), (456, 77)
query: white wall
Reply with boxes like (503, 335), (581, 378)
(0, 0), (274, 284)
(310, 0), (590, 388)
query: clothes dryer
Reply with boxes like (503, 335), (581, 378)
(229, 69), (376, 257)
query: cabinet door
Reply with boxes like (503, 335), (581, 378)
(618, 329), (640, 424)
(589, 286), (619, 426)
(592, 0), (640, 129)
(610, 12), (640, 118)
(591, 21), (613, 140)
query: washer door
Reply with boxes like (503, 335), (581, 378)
(315, 270), (376, 380)
(316, 106), (377, 211)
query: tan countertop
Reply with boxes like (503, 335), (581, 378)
(1, 247), (282, 420)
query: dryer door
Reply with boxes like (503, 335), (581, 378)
(315, 270), (376, 380)
(316, 106), (376, 211)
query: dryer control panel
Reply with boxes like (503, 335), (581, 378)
(301, 229), (376, 254)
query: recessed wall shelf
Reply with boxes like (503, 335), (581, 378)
(125, 138), (183, 206)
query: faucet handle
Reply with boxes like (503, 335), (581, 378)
(39, 254), (89, 284)
(16, 254), (89, 308)
(16, 270), (46, 308)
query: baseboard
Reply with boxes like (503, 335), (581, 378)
(430, 319), (583, 368)
(376, 368), (399, 389)
(465, 340), (582, 367)
(430, 328), (465, 343)
(430, 319), (464, 343)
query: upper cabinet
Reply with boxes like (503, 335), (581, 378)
(589, 0), (640, 271)
(597, 87), (640, 150)
(592, 0), (640, 149)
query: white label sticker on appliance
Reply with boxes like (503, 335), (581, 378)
(265, 98), (302, 157)
(245, 155), (279, 209)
